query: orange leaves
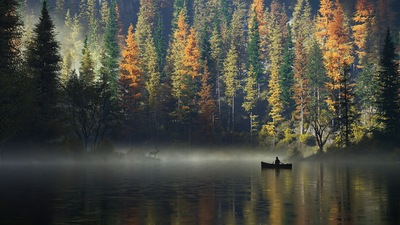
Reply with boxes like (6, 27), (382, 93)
(316, 0), (353, 81)
(119, 23), (142, 94)
(353, 0), (374, 67)
(174, 10), (188, 45)
(183, 27), (201, 79)
(316, 0), (354, 113)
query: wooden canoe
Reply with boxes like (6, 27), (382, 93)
(261, 161), (292, 169)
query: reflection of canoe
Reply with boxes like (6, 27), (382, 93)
(261, 161), (292, 169)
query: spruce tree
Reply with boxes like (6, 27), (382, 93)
(80, 36), (95, 84)
(101, 0), (120, 99)
(247, 13), (263, 83)
(154, 13), (165, 75)
(223, 44), (239, 132)
(376, 29), (400, 136)
(26, 0), (62, 140)
(279, 25), (295, 119)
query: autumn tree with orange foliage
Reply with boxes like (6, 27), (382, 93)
(352, 0), (374, 68)
(198, 63), (217, 136)
(119, 24), (143, 117)
(316, 0), (354, 147)
(183, 27), (201, 80)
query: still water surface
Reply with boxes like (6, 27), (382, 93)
(0, 159), (399, 225)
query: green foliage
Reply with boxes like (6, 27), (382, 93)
(101, 0), (120, 99)
(80, 36), (95, 84)
(65, 71), (116, 152)
(247, 13), (263, 83)
(223, 44), (239, 107)
(0, 0), (24, 143)
(26, 0), (63, 141)
(279, 24), (295, 119)
(154, 13), (165, 75)
(375, 29), (400, 136)
(3, 0), (400, 151)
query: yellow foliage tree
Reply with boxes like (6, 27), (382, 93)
(316, 0), (353, 112)
(169, 10), (189, 105)
(265, 0), (286, 139)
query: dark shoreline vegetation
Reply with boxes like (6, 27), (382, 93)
(2, 0), (400, 162)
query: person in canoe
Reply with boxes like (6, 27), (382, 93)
(275, 157), (281, 165)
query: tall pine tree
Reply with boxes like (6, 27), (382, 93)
(26, 0), (62, 140)
(279, 25), (295, 120)
(376, 29), (400, 137)
(101, 0), (120, 99)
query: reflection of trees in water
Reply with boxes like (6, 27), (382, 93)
(18, 164), (396, 225)
(259, 163), (391, 225)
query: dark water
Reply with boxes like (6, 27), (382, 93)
(0, 159), (399, 225)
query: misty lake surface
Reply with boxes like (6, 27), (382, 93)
(1, 157), (400, 225)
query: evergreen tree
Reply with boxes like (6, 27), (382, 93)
(292, 0), (312, 44)
(243, 66), (258, 140)
(265, 0), (287, 141)
(168, 10), (188, 99)
(80, 36), (95, 84)
(0, 0), (22, 74)
(376, 29), (400, 136)
(279, 25), (295, 119)
(223, 44), (239, 132)
(154, 13), (165, 75)
(87, 0), (101, 72)
(102, 0), (120, 99)
(247, 13), (263, 83)
(228, 3), (246, 65)
(172, 0), (187, 29)
(100, 0), (109, 33)
(143, 32), (162, 133)
(180, 26), (201, 128)
(355, 62), (376, 130)
(26, 0), (62, 140)
(135, 0), (156, 57)
(168, 9), (191, 127)
(209, 24), (224, 119)
(0, 0), (24, 145)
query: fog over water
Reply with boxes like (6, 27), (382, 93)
(1, 149), (399, 225)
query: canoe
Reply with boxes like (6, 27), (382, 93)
(261, 161), (292, 169)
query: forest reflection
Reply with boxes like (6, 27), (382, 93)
(0, 162), (398, 225)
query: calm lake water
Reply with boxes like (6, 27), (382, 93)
(0, 158), (399, 225)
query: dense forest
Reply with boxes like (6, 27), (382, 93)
(1, 0), (400, 156)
